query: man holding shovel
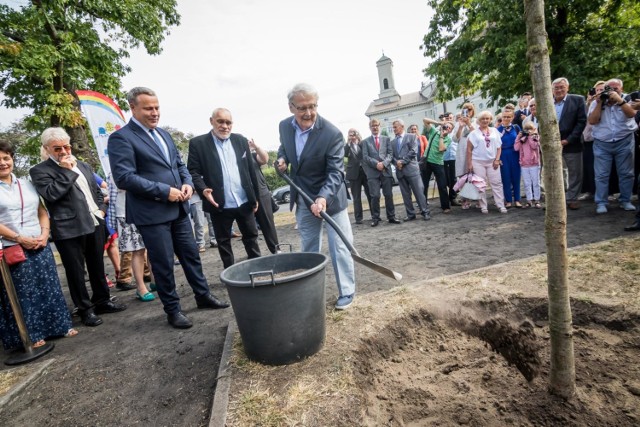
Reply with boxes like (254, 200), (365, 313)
(276, 83), (356, 310)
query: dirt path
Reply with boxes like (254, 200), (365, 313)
(0, 197), (636, 426)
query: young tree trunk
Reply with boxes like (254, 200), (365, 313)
(523, 0), (575, 399)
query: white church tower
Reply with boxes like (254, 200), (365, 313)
(374, 54), (400, 106)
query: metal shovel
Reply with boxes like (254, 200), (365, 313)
(277, 170), (402, 281)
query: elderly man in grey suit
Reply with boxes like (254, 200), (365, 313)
(391, 119), (431, 221)
(361, 118), (401, 227)
(276, 83), (356, 310)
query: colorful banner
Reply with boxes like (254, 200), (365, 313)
(76, 90), (127, 177)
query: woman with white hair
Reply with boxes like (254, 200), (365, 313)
(466, 111), (508, 214)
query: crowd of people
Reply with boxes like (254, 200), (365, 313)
(346, 77), (640, 227)
(2, 77), (640, 351)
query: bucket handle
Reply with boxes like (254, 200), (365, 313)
(249, 270), (276, 287)
(276, 243), (292, 253)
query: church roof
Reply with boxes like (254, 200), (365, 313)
(365, 91), (427, 116)
(377, 54), (391, 63)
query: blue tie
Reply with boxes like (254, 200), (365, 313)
(150, 129), (169, 161)
(396, 136), (402, 153)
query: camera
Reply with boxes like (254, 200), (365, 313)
(588, 87), (596, 97)
(520, 130), (530, 141)
(462, 108), (469, 117)
(630, 91), (640, 101)
(599, 85), (613, 102)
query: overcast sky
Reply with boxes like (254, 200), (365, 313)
(1, 0), (435, 151)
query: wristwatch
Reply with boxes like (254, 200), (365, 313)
(617, 100), (627, 106)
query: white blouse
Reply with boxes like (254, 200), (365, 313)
(468, 127), (502, 162)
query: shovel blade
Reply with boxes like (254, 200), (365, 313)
(351, 252), (402, 282)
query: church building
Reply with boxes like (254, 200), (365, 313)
(365, 54), (495, 134)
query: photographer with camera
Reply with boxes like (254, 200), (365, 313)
(422, 118), (454, 213)
(514, 122), (542, 208)
(552, 77), (587, 210)
(587, 78), (638, 214)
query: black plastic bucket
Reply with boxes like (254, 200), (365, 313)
(219, 252), (328, 365)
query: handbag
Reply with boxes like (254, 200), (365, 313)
(458, 174), (480, 200)
(1, 179), (28, 266)
(3, 244), (27, 266)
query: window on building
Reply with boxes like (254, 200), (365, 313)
(383, 78), (389, 90)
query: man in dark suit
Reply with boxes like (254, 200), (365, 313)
(553, 77), (587, 209)
(344, 128), (372, 225)
(30, 127), (126, 327)
(361, 118), (400, 226)
(108, 87), (228, 329)
(276, 83), (356, 310)
(187, 108), (262, 268)
(391, 119), (431, 221)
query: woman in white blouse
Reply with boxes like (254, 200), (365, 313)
(453, 102), (477, 209)
(466, 111), (508, 214)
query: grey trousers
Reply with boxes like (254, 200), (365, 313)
(562, 151), (583, 201)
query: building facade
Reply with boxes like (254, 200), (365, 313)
(365, 54), (496, 135)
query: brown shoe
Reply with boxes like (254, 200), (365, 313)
(567, 201), (580, 210)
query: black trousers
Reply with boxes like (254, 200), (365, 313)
(422, 161), (451, 210)
(444, 159), (457, 201)
(349, 167), (372, 222)
(211, 203), (261, 268)
(55, 221), (111, 312)
(255, 191), (279, 254)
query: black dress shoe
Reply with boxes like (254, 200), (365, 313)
(624, 221), (640, 231)
(95, 300), (127, 314)
(210, 239), (218, 248)
(402, 216), (416, 221)
(423, 214), (432, 221)
(388, 218), (402, 224)
(371, 220), (379, 227)
(80, 309), (103, 327)
(168, 312), (193, 329)
(196, 294), (230, 309)
(355, 220), (363, 224)
(115, 281), (136, 292)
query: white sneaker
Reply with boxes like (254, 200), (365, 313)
(596, 204), (608, 214)
(621, 202), (636, 211)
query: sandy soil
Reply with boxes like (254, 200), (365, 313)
(0, 195), (638, 426)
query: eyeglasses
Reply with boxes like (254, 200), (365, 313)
(348, 132), (357, 136)
(51, 144), (72, 153)
(215, 119), (233, 126)
(290, 102), (317, 113)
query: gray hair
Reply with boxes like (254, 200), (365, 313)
(392, 119), (405, 127)
(606, 78), (623, 87)
(40, 127), (70, 147)
(211, 107), (231, 118)
(552, 77), (569, 86)
(287, 83), (319, 103)
(127, 87), (156, 105)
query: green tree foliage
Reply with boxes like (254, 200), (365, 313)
(0, 117), (41, 177)
(422, 0), (640, 105)
(0, 0), (180, 163)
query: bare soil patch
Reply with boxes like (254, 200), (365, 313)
(0, 197), (637, 426)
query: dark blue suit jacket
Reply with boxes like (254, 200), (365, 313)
(108, 120), (192, 226)
(558, 94), (587, 153)
(277, 115), (348, 215)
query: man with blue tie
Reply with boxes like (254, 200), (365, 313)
(391, 119), (431, 221)
(108, 87), (229, 329)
